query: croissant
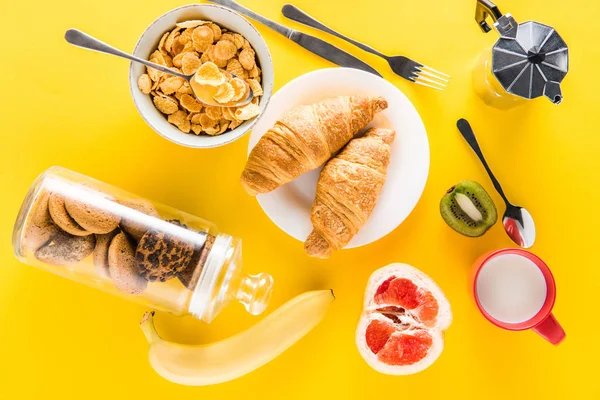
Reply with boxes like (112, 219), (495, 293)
(305, 128), (396, 258)
(241, 96), (388, 196)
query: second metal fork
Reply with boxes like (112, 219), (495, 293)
(282, 4), (450, 90)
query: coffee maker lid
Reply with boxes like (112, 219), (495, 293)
(492, 20), (568, 103)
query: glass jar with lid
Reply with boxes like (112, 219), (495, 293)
(12, 166), (273, 323)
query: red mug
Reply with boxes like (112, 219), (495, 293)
(473, 249), (566, 345)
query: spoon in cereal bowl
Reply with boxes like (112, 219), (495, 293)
(64, 28), (253, 108)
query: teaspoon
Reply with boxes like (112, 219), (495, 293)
(64, 29), (253, 108)
(456, 118), (536, 248)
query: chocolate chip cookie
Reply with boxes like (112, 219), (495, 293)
(136, 220), (194, 282)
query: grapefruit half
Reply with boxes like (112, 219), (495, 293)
(356, 263), (452, 375)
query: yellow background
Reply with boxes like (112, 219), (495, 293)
(1, 0), (598, 398)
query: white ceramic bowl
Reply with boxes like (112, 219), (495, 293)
(129, 4), (274, 148)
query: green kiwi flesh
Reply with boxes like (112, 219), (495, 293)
(440, 180), (497, 237)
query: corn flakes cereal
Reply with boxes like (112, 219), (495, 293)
(137, 74), (152, 94)
(181, 52), (202, 75)
(191, 123), (203, 135)
(232, 33), (245, 49)
(192, 26), (213, 53)
(178, 28), (194, 45)
(229, 119), (243, 130)
(164, 28), (181, 53)
(218, 119), (230, 134)
(214, 58), (228, 69)
(203, 44), (215, 59)
(171, 42), (195, 60)
(147, 64), (164, 83)
(213, 82), (235, 104)
(208, 23), (222, 41)
(158, 32), (169, 54)
(151, 78), (160, 91)
(172, 38), (185, 56)
(159, 76), (184, 95)
(203, 106), (221, 121)
(245, 78), (263, 97)
(145, 19), (264, 136)
(207, 46), (228, 68)
(175, 83), (193, 100)
(180, 94), (203, 113)
(151, 50), (172, 67)
(234, 103), (260, 120)
(221, 106), (235, 121)
(168, 110), (189, 130)
(149, 56), (160, 66)
(214, 40), (237, 60)
(182, 82), (195, 93)
(199, 113), (217, 130)
(172, 53), (185, 68)
(194, 62), (226, 86)
(239, 48), (255, 70)
(182, 41), (195, 53)
(176, 20), (210, 29)
(200, 50), (211, 64)
(226, 59), (247, 79)
(154, 74), (165, 85)
(204, 126), (221, 136)
(191, 113), (203, 124)
(248, 64), (260, 79)
(229, 78), (247, 101)
(153, 94), (179, 115)
(167, 110), (184, 125)
(220, 32), (235, 43)
(150, 50), (167, 66)
(180, 119), (191, 133)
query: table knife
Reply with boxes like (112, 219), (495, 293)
(206, 0), (381, 77)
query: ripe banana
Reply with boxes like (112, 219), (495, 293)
(140, 289), (335, 386)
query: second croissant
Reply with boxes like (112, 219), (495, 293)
(305, 128), (396, 258)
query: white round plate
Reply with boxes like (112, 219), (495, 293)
(248, 68), (429, 249)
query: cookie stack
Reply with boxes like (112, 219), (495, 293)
(23, 188), (215, 295)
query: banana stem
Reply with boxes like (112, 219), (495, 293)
(140, 311), (161, 344)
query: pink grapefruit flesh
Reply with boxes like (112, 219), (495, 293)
(365, 320), (396, 354)
(357, 264), (452, 375)
(374, 277), (439, 326)
(377, 330), (433, 366)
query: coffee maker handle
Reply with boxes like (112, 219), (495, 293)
(476, 0), (503, 33)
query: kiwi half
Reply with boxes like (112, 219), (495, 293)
(440, 180), (497, 237)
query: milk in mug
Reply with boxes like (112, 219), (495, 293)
(476, 254), (547, 324)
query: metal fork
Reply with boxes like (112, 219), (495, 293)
(282, 4), (450, 90)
